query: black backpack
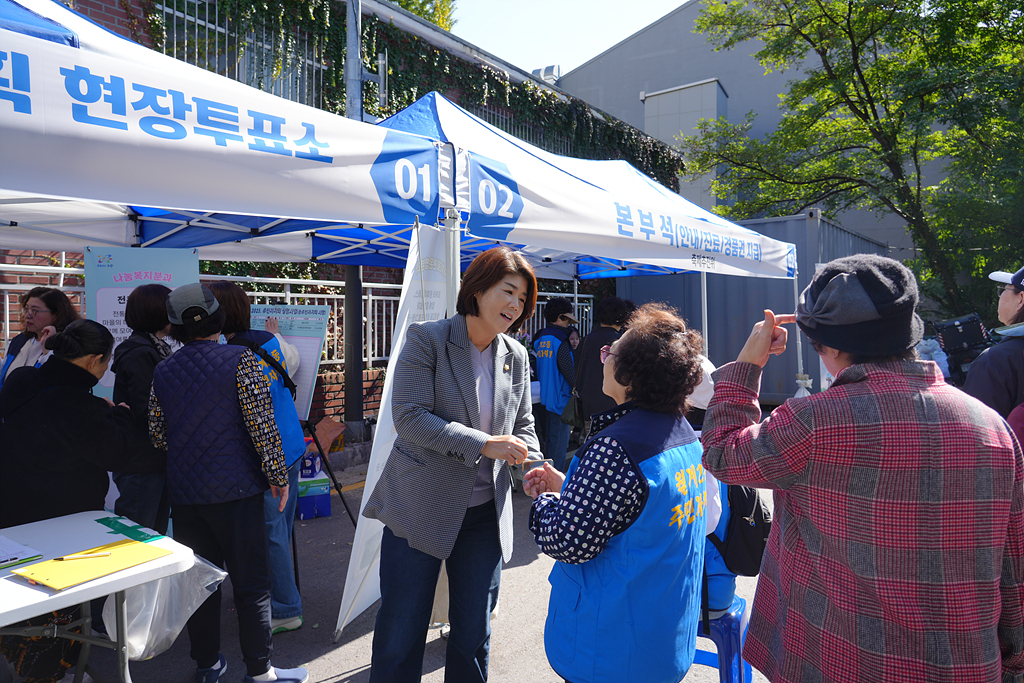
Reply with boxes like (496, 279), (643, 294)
(701, 484), (772, 635)
(708, 485), (772, 577)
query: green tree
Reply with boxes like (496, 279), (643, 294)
(394, 0), (457, 31)
(677, 0), (1023, 318)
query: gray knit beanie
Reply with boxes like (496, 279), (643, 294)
(795, 254), (924, 356)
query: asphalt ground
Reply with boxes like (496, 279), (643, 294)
(87, 462), (769, 683)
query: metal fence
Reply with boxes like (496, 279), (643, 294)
(464, 103), (573, 157)
(156, 0), (326, 108)
(2, 263), (593, 367)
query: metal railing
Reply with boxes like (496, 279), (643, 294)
(156, 0), (326, 109)
(2, 264), (593, 367)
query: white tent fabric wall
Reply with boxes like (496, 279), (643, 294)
(335, 223), (452, 638)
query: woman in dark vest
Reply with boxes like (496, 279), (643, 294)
(208, 281), (307, 635)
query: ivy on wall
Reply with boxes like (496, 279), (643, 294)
(139, 1), (684, 191)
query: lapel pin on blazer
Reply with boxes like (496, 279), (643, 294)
(504, 363), (510, 373)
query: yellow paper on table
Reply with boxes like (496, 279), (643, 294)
(12, 539), (171, 591)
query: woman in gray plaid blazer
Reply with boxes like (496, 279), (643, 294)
(363, 246), (542, 683)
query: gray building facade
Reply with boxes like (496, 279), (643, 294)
(557, 0), (917, 254)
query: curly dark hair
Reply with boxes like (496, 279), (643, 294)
(594, 296), (630, 327)
(611, 303), (704, 415)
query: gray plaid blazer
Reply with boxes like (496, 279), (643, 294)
(363, 314), (541, 562)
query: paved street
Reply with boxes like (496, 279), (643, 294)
(89, 461), (767, 683)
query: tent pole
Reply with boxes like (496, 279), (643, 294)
(444, 209), (460, 315)
(701, 270), (709, 358)
(345, 0), (362, 122)
(794, 267), (804, 377)
(343, 0), (365, 440)
(344, 265), (365, 440)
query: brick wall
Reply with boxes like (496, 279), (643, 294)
(0, 250), (85, 340)
(309, 367), (386, 424)
(66, 0), (151, 45)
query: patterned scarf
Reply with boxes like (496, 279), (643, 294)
(147, 332), (172, 359)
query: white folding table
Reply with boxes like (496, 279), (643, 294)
(0, 511), (195, 683)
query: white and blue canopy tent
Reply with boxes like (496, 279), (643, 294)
(0, 0), (797, 285)
(3, 0), (809, 638)
(0, 0), (443, 253)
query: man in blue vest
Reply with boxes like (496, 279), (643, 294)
(149, 283), (307, 683)
(533, 297), (577, 471)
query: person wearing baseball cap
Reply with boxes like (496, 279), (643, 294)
(963, 265), (1024, 417)
(533, 297), (579, 471)
(149, 283), (308, 683)
(701, 254), (1024, 683)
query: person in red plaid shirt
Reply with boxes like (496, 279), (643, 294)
(703, 254), (1024, 683)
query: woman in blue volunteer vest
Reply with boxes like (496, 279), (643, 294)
(525, 303), (708, 683)
(209, 281), (308, 636)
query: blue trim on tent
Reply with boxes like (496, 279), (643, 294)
(0, 0), (79, 47)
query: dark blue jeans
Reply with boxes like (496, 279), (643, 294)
(370, 503), (503, 683)
(172, 494), (273, 677)
(264, 460), (302, 619)
(112, 470), (170, 534)
(544, 409), (573, 471)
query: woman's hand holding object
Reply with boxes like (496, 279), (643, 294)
(481, 435), (529, 465)
(523, 462), (565, 499)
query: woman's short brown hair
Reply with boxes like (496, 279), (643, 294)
(23, 286), (80, 336)
(611, 303), (704, 415)
(207, 281), (252, 335)
(124, 284), (171, 334)
(456, 246), (537, 334)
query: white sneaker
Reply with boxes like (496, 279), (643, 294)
(270, 616), (303, 634)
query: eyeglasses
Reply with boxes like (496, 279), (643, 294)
(24, 307), (51, 317)
(600, 345), (617, 364)
(998, 285), (1016, 296)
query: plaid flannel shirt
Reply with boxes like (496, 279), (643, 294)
(702, 360), (1024, 683)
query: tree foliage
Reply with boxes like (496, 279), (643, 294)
(678, 0), (1023, 319)
(393, 0), (457, 32)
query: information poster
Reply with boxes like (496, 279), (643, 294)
(248, 304), (330, 421)
(84, 246), (200, 399)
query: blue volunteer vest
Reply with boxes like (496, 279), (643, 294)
(233, 330), (307, 468)
(152, 341), (267, 505)
(0, 333), (31, 391)
(534, 326), (572, 414)
(545, 408), (706, 683)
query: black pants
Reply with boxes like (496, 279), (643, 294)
(173, 494), (272, 677)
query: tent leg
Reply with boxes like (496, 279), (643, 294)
(701, 270), (709, 358)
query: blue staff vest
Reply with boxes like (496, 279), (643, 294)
(533, 325), (571, 414)
(233, 330), (307, 468)
(545, 408), (706, 683)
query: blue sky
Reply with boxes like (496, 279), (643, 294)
(450, 0), (688, 76)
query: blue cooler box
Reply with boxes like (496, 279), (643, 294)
(296, 453), (331, 519)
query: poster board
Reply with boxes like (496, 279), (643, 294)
(248, 304), (330, 422)
(83, 246), (200, 399)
